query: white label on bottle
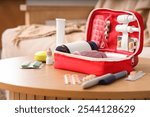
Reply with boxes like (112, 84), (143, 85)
(65, 41), (92, 53)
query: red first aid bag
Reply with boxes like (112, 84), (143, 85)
(54, 9), (144, 76)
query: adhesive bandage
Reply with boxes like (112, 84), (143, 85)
(125, 71), (145, 81)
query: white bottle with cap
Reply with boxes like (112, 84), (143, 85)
(117, 15), (136, 24)
(46, 48), (53, 65)
(116, 14), (138, 51)
(116, 25), (139, 33)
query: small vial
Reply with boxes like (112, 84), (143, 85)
(129, 42), (134, 52)
(117, 40), (121, 48)
(46, 48), (53, 65)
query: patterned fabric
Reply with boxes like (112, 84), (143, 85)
(13, 22), (86, 46)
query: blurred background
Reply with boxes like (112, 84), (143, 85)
(0, 0), (150, 59)
(0, 0), (97, 48)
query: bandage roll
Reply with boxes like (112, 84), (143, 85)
(56, 18), (66, 47)
(117, 15), (136, 23)
(116, 25), (139, 33)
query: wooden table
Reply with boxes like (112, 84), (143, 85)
(0, 56), (150, 100)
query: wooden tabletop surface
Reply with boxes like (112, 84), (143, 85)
(0, 56), (150, 99)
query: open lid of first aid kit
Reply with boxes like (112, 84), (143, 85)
(86, 9), (144, 57)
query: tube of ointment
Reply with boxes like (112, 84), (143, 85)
(82, 71), (128, 89)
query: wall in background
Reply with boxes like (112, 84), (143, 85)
(0, 0), (25, 48)
(26, 0), (97, 6)
(23, 0), (96, 24)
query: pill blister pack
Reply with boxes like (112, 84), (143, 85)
(91, 15), (111, 49)
(64, 74), (96, 85)
(90, 14), (139, 53)
(21, 61), (43, 69)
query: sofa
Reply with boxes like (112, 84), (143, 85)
(1, 22), (86, 59)
(1, 26), (150, 59)
(1, 0), (150, 59)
